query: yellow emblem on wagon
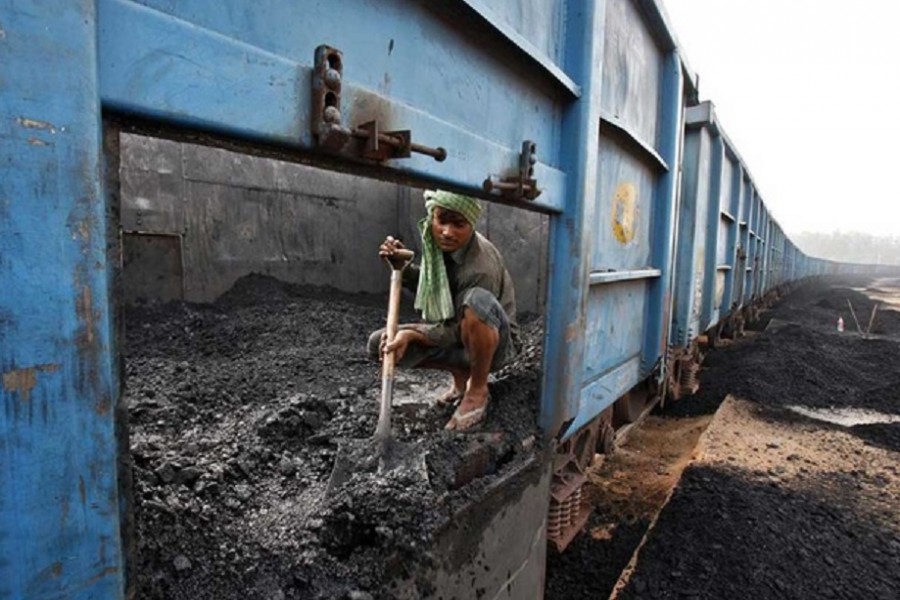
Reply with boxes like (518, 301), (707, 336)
(612, 182), (637, 244)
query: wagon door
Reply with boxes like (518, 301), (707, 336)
(561, 0), (685, 438)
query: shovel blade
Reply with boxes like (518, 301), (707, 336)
(326, 438), (379, 496)
(325, 447), (356, 495)
(377, 437), (429, 482)
(326, 437), (428, 496)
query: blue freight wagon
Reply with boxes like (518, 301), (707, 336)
(667, 99), (893, 391)
(2, 1), (893, 598)
(669, 100), (793, 385)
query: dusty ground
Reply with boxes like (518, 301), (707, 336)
(547, 276), (900, 599)
(124, 275), (542, 599)
(545, 416), (711, 599)
(616, 396), (900, 600)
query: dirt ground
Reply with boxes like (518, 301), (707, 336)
(546, 276), (900, 599)
(545, 416), (711, 599)
(616, 396), (900, 600)
(124, 275), (542, 599)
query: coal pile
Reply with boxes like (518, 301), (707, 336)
(699, 323), (900, 415)
(620, 278), (900, 598)
(668, 280), (900, 430)
(125, 275), (541, 599)
(619, 465), (900, 600)
(748, 277), (900, 337)
(544, 514), (648, 599)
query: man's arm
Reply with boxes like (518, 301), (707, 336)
(383, 323), (441, 362)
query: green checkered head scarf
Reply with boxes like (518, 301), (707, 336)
(415, 190), (483, 322)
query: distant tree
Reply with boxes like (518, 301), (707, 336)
(794, 231), (900, 265)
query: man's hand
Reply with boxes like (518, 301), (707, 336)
(381, 328), (427, 362)
(379, 235), (406, 259)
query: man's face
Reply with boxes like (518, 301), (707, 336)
(431, 207), (473, 253)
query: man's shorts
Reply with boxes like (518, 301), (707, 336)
(366, 287), (516, 372)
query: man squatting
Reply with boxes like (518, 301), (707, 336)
(368, 190), (519, 431)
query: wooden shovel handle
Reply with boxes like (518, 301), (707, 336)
(385, 248), (414, 270)
(382, 268), (404, 377)
(375, 249), (414, 442)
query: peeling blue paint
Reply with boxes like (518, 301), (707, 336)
(0, 0), (125, 597)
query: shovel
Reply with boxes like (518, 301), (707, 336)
(326, 248), (429, 494)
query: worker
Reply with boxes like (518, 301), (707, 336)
(367, 190), (519, 431)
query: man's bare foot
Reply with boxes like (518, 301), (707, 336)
(435, 387), (464, 407)
(435, 370), (469, 407)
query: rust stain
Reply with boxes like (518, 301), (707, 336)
(612, 182), (637, 244)
(30, 561), (64, 591)
(69, 189), (110, 413)
(70, 199), (100, 353)
(27, 137), (49, 146)
(35, 561), (64, 584)
(660, 291), (672, 354)
(72, 215), (93, 246)
(2, 363), (60, 402)
(75, 285), (96, 349)
(83, 567), (119, 587)
(95, 381), (111, 412)
(79, 476), (87, 507)
(3, 369), (36, 400)
(17, 117), (57, 133)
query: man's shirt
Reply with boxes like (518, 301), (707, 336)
(403, 232), (519, 350)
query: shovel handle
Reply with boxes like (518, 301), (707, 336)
(384, 248), (414, 270)
(375, 250), (414, 441)
(383, 269), (404, 376)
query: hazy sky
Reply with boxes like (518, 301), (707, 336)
(662, 0), (900, 238)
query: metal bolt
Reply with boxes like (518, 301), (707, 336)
(323, 106), (341, 124)
(324, 68), (341, 90)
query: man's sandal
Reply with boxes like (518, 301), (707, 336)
(444, 403), (488, 431)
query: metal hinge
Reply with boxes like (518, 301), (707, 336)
(311, 45), (446, 162)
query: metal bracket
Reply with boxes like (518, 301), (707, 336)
(483, 140), (541, 201)
(311, 45), (351, 151)
(311, 45), (446, 162)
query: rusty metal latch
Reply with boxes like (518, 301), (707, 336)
(483, 140), (541, 201)
(351, 121), (446, 162)
(311, 45), (351, 151)
(311, 45), (446, 162)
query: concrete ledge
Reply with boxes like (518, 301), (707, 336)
(391, 453), (551, 600)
